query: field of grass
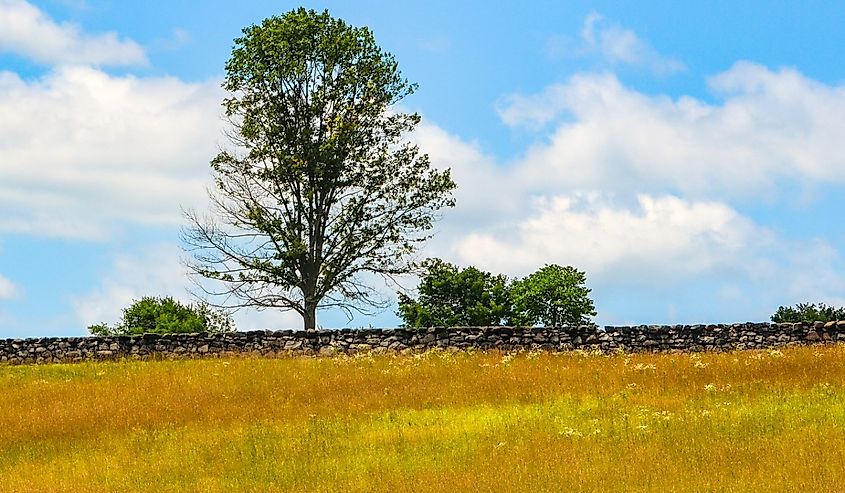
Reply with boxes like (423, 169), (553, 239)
(1, 345), (844, 492)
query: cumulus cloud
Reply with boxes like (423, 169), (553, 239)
(452, 193), (767, 281)
(496, 62), (845, 199)
(412, 63), (845, 322)
(0, 0), (147, 66)
(0, 66), (224, 239)
(411, 122), (515, 221)
(71, 244), (191, 326)
(0, 274), (19, 299)
(445, 192), (845, 323)
(71, 244), (304, 330)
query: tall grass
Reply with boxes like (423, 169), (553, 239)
(1, 345), (844, 491)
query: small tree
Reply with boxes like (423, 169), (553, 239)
(510, 264), (596, 327)
(88, 296), (235, 336)
(771, 302), (845, 323)
(183, 8), (455, 330)
(397, 259), (525, 327)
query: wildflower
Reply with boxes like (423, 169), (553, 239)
(560, 427), (583, 438)
(704, 383), (717, 392)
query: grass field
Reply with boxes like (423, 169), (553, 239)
(1, 345), (844, 492)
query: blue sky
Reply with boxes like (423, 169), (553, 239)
(2, 0), (845, 337)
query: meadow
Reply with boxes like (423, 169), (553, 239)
(1, 345), (844, 492)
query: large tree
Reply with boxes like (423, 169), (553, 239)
(183, 9), (455, 330)
(509, 264), (596, 327)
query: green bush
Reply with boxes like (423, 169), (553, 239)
(88, 296), (236, 336)
(397, 259), (596, 327)
(771, 302), (845, 323)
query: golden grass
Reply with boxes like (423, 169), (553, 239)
(1, 345), (844, 492)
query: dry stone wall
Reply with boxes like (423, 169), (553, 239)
(2, 322), (845, 365)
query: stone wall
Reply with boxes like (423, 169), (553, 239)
(1, 322), (844, 365)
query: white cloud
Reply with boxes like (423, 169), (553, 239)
(452, 193), (768, 282)
(412, 62), (845, 321)
(496, 63), (845, 199)
(0, 66), (224, 239)
(0, 0), (147, 66)
(0, 274), (19, 299)
(72, 243), (303, 330)
(72, 244), (190, 325)
(582, 12), (684, 75)
(547, 12), (683, 75)
(234, 308), (304, 332)
(411, 122), (515, 222)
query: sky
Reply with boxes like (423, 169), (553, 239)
(2, 0), (845, 337)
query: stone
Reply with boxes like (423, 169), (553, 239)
(2, 322), (845, 365)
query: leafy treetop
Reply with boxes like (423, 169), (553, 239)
(88, 296), (235, 336)
(398, 259), (596, 328)
(510, 264), (596, 327)
(771, 302), (845, 323)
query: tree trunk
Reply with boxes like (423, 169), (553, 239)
(303, 300), (317, 331)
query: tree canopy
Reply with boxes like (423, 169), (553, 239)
(510, 264), (596, 327)
(771, 302), (845, 323)
(398, 260), (596, 328)
(397, 259), (524, 327)
(183, 8), (455, 330)
(88, 296), (235, 336)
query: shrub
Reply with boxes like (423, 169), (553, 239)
(88, 296), (236, 336)
(771, 302), (845, 323)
